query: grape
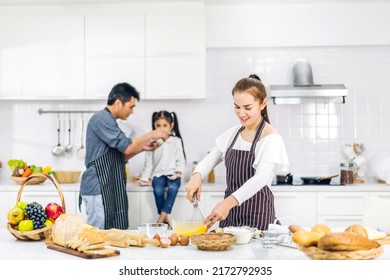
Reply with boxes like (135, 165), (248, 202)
(25, 202), (47, 229)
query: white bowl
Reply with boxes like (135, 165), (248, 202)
(223, 226), (256, 244)
(138, 223), (168, 239)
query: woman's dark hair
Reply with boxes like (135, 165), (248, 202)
(107, 82), (140, 105)
(231, 74), (270, 124)
(152, 111), (186, 161)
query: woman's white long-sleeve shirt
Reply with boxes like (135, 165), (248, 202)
(194, 125), (289, 205)
(140, 136), (186, 181)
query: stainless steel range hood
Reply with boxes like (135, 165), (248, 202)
(269, 59), (347, 105)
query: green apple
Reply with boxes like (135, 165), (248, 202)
(44, 219), (54, 227)
(16, 201), (28, 212)
(7, 207), (25, 225)
(18, 220), (34, 231)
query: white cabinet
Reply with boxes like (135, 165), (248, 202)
(85, 57), (145, 99)
(316, 192), (369, 228)
(144, 13), (206, 100)
(85, 14), (146, 99)
(0, 16), (22, 99)
(21, 15), (84, 99)
(146, 13), (205, 56)
(274, 192), (317, 228)
(139, 191), (158, 224)
(128, 191), (141, 230)
(145, 56), (205, 99)
(85, 14), (144, 57)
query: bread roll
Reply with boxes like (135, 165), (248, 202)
(318, 232), (379, 251)
(292, 230), (322, 247)
(311, 224), (331, 236)
(345, 224), (368, 238)
(288, 224), (305, 233)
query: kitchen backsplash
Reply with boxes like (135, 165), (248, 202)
(1, 45), (390, 183)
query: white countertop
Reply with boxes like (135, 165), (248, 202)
(1, 229), (389, 260)
(0, 180), (389, 193)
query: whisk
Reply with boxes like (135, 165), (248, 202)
(191, 194), (204, 222)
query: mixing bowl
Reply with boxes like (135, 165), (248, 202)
(172, 219), (207, 237)
(138, 223), (168, 239)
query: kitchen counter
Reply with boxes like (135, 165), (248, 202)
(0, 180), (389, 192)
(0, 229), (389, 260)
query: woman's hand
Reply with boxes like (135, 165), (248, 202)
(185, 172), (202, 203)
(204, 196), (239, 228)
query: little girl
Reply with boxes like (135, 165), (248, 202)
(139, 111), (186, 225)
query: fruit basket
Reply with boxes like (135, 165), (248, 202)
(190, 233), (236, 251)
(298, 244), (384, 260)
(7, 173), (66, 241)
(11, 174), (47, 185)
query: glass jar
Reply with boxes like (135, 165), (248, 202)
(340, 163), (354, 185)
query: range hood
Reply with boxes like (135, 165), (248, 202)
(269, 59), (347, 105)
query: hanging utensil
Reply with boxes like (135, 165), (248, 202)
(65, 114), (73, 153)
(77, 114), (86, 159)
(191, 194), (204, 222)
(52, 114), (65, 156)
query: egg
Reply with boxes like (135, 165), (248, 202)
(160, 237), (171, 248)
(169, 233), (179, 246)
(179, 235), (189, 246)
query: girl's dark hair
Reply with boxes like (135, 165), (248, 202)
(152, 111), (186, 161)
(107, 82), (140, 105)
(231, 74), (270, 124)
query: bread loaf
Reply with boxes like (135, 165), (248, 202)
(344, 224), (368, 238)
(292, 230), (322, 247)
(288, 224), (304, 233)
(318, 232), (379, 251)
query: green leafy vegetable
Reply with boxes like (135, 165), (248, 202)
(7, 159), (27, 174)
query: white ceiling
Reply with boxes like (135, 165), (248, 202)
(0, 0), (388, 5)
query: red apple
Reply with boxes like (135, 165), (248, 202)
(45, 203), (63, 221)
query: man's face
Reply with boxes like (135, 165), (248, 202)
(119, 97), (136, 120)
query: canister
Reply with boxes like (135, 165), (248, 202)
(340, 163), (354, 185)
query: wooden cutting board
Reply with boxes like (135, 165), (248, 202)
(47, 242), (120, 259)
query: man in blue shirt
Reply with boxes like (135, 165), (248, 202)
(80, 83), (167, 229)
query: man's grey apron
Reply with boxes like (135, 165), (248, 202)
(219, 118), (275, 230)
(88, 148), (129, 229)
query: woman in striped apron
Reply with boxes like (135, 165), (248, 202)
(80, 83), (167, 230)
(186, 74), (289, 230)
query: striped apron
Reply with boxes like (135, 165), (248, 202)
(89, 148), (129, 229)
(219, 118), (275, 230)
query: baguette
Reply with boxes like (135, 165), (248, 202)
(104, 228), (159, 247)
(288, 224), (305, 233)
(317, 232), (379, 251)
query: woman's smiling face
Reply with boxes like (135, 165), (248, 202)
(233, 91), (266, 129)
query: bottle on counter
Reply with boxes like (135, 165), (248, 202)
(208, 168), (215, 183)
(340, 163), (354, 185)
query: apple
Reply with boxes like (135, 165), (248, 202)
(45, 203), (63, 221)
(7, 207), (25, 225)
(19, 220), (34, 231)
(16, 201), (28, 212)
(44, 219), (54, 227)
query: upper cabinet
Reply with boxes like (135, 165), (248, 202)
(146, 13), (205, 56)
(84, 14), (145, 99)
(144, 13), (206, 99)
(21, 15), (84, 99)
(0, 16), (22, 99)
(0, 3), (206, 100)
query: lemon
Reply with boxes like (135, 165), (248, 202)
(179, 225), (208, 237)
(42, 166), (51, 174)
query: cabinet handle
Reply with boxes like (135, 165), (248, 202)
(88, 51), (139, 56)
(322, 194), (366, 198)
(150, 51), (197, 56)
(274, 194), (298, 198)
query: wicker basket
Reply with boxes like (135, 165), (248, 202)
(53, 170), (81, 184)
(7, 173), (66, 241)
(298, 245), (384, 260)
(190, 233), (236, 251)
(11, 174), (47, 185)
